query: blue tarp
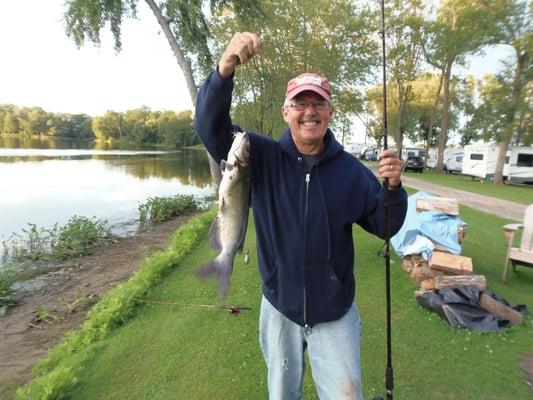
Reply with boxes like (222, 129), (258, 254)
(391, 191), (466, 259)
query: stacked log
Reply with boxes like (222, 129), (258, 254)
(407, 197), (484, 294)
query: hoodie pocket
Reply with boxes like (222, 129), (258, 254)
(262, 260), (278, 293)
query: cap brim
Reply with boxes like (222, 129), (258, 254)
(286, 84), (331, 102)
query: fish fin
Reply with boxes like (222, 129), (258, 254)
(208, 216), (222, 252)
(196, 255), (233, 299)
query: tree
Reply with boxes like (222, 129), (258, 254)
(3, 112), (19, 134)
(64, 0), (262, 190)
(364, 72), (459, 148)
(489, 0), (532, 184)
(52, 113), (94, 138)
(19, 107), (49, 136)
(212, 0), (379, 139)
(92, 111), (124, 141)
(383, 0), (424, 155)
(422, 0), (498, 172)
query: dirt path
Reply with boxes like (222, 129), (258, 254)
(399, 175), (526, 221)
(0, 216), (191, 398)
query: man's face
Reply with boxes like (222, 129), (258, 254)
(281, 91), (334, 155)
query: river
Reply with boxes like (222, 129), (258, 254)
(0, 136), (213, 242)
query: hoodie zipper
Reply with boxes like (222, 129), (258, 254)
(303, 172), (311, 334)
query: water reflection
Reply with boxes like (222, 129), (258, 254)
(0, 137), (213, 241)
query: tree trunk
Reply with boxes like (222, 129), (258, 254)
(493, 49), (524, 184)
(425, 72), (443, 163)
(145, 0), (221, 191)
(396, 95), (405, 157)
(435, 60), (452, 173)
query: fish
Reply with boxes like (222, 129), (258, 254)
(198, 131), (251, 299)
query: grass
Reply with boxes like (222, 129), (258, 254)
(400, 168), (533, 205)
(18, 202), (533, 399)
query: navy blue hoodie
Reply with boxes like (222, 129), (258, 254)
(195, 69), (407, 327)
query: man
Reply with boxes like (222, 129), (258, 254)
(195, 32), (407, 400)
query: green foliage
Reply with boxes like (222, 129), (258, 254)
(213, 0), (378, 138)
(0, 103), (93, 138)
(35, 306), (59, 324)
(0, 103), (198, 146)
(16, 209), (216, 399)
(0, 263), (25, 315)
(138, 194), (200, 223)
(2, 216), (113, 263)
(50, 216), (113, 259)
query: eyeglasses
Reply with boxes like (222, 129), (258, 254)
(286, 100), (330, 111)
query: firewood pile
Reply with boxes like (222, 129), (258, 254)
(401, 197), (486, 295)
(401, 195), (525, 327)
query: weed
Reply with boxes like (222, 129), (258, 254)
(0, 263), (24, 316)
(2, 216), (114, 263)
(35, 305), (58, 325)
(63, 290), (99, 313)
(138, 194), (200, 223)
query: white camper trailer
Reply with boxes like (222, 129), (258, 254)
(426, 148), (463, 172)
(443, 148), (464, 174)
(462, 144), (533, 183)
(506, 146), (533, 184)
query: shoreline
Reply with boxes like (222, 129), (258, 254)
(0, 215), (193, 398)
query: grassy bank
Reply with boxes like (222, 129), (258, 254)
(17, 202), (533, 399)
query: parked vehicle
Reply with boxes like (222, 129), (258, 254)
(361, 146), (380, 161)
(462, 144), (533, 183)
(444, 148), (464, 174)
(401, 147), (426, 161)
(403, 156), (424, 172)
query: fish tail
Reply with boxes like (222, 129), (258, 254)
(197, 255), (233, 299)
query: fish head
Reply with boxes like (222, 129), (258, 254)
(228, 132), (250, 167)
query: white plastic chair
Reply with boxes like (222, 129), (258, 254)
(502, 204), (533, 283)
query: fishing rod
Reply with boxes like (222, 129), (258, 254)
(134, 299), (252, 315)
(374, 0), (394, 399)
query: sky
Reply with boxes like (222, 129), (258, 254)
(0, 1), (516, 119)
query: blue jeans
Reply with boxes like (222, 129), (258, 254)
(259, 296), (363, 400)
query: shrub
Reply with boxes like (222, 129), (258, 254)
(2, 216), (113, 263)
(138, 194), (200, 223)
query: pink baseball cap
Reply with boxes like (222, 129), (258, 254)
(285, 73), (332, 102)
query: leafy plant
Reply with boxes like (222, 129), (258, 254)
(50, 216), (113, 260)
(0, 263), (24, 316)
(2, 216), (114, 263)
(63, 290), (99, 313)
(35, 305), (59, 325)
(138, 194), (200, 223)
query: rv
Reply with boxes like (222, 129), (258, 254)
(462, 144), (533, 183)
(346, 142), (366, 158)
(444, 148), (464, 174)
(426, 148), (463, 172)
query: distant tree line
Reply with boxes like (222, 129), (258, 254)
(0, 104), (199, 147)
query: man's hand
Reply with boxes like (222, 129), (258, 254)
(219, 32), (261, 79)
(378, 149), (402, 190)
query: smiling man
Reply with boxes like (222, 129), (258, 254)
(195, 32), (407, 400)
